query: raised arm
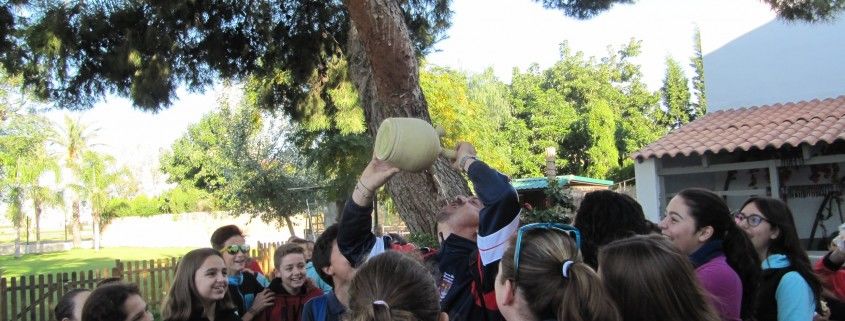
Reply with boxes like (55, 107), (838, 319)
(337, 156), (399, 268)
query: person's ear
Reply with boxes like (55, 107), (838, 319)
(321, 265), (334, 276)
(438, 312), (449, 321)
(503, 279), (517, 306)
(771, 226), (781, 240)
(697, 226), (714, 242)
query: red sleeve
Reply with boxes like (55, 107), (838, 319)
(247, 259), (264, 275)
(815, 254), (845, 300)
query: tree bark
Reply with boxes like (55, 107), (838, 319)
(345, 0), (471, 235)
(14, 224), (21, 258)
(284, 215), (297, 238)
(93, 212), (101, 251)
(71, 200), (82, 248)
(34, 200), (42, 252)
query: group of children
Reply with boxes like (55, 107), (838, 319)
(53, 142), (842, 321)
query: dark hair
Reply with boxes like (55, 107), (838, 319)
(313, 224), (340, 287)
(80, 283), (140, 321)
(55, 288), (89, 321)
(387, 233), (408, 245)
(677, 188), (761, 319)
(289, 237), (308, 245)
(574, 190), (657, 268)
(96, 277), (122, 288)
(348, 251), (440, 321)
(161, 248), (235, 321)
(599, 235), (721, 321)
(741, 197), (822, 306)
(210, 225), (244, 250)
(274, 243), (306, 269)
(499, 227), (621, 321)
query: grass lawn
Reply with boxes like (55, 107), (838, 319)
(0, 247), (194, 277)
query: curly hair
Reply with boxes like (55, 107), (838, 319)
(574, 190), (657, 268)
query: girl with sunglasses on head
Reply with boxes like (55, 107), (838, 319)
(495, 223), (621, 321)
(658, 188), (760, 321)
(210, 225), (273, 321)
(599, 234), (721, 321)
(736, 197), (822, 321)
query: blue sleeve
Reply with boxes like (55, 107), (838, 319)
(337, 199), (378, 268)
(307, 263), (334, 292)
(470, 161), (520, 266)
(256, 273), (270, 288)
(301, 300), (315, 321)
(776, 271), (816, 321)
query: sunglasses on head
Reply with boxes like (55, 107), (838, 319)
(513, 223), (581, 282)
(733, 212), (770, 227)
(222, 244), (250, 254)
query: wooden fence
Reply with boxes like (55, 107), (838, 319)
(1, 242), (285, 321)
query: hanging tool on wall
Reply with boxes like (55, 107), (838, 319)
(808, 190), (844, 250)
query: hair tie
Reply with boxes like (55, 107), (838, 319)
(372, 300), (393, 321)
(561, 260), (575, 278)
(373, 300), (390, 309)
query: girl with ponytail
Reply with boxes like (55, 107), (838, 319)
(347, 251), (446, 321)
(658, 188), (761, 321)
(495, 223), (621, 321)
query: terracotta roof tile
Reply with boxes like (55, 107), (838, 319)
(632, 95), (845, 160)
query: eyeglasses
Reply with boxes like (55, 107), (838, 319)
(513, 223), (581, 282)
(222, 244), (250, 254)
(733, 212), (769, 227)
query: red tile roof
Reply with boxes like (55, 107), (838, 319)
(632, 96), (845, 160)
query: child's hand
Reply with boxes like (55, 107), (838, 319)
(251, 289), (275, 313)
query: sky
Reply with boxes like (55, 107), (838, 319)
(42, 0), (779, 195)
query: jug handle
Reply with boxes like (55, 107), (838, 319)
(435, 126), (458, 160)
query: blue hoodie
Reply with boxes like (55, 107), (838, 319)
(761, 254), (815, 321)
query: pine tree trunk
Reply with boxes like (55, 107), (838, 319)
(345, 0), (471, 235)
(71, 200), (82, 248)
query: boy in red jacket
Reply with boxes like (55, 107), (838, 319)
(257, 244), (323, 321)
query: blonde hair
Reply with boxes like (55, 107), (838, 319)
(161, 248), (235, 321)
(348, 252), (440, 321)
(498, 227), (621, 321)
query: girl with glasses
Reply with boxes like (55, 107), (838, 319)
(494, 224), (620, 321)
(599, 235), (721, 321)
(658, 188), (760, 321)
(737, 197), (822, 321)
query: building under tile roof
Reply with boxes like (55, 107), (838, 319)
(632, 95), (845, 160)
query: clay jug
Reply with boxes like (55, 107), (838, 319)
(374, 117), (456, 172)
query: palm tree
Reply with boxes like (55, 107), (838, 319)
(71, 150), (123, 251)
(52, 115), (99, 248)
(0, 112), (54, 257)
